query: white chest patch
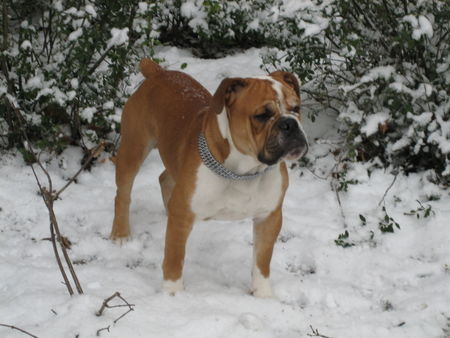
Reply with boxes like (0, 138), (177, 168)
(191, 163), (283, 221)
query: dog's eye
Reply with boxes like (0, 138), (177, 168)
(291, 106), (300, 114)
(254, 109), (273, 122)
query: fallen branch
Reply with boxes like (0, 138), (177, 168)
(307, 325), (332, 338)
(96, 292), (135, 336)
(0, 323), (38, 338)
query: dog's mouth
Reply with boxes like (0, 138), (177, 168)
(284, 147), (307, 161)
(258, 127), (308, 165)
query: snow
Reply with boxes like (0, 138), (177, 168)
(404, 14), (434, 40)
(340, 66), (395, 94)
(20, 40), (32, 50)
(138, 2), (148, 13)
(84, 4), (97, 18)
(361, 111), (389, 136)
(68, 28), (83, 41)
(70, 78), (79, 89)
(1, 48), (449, 338)
(389, 82), (434, 101)
(360, 66), (395, 84)
(24, 75), (43, 90)
(107, 28), (129, 49)
(180, 1), (208, 31)
(81, 107), (96, 123)
(414, 16), (433, 40)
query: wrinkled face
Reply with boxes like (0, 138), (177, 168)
(211, 71), (308, 166)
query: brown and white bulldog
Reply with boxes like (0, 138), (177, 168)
(111, 59), (308, 297)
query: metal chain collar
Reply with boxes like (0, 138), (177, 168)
(197, 133), (273, 180)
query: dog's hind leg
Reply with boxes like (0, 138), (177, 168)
(111, 114), (155, 241)
(159, 170), (175, 214)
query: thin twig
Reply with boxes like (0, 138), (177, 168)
(4, 95), (85, 296)
(331, 179), (348, 229)
(0, 323), (38, 338)
(45, 190), (83, 294)
(330, 152), (348, 229)
(96, 292), (135, 336)
(307, 325), (333, 338)
(377, 172), (398, 207)
(54, 142), (104, 200)
(96, 292), (120, 316)
(50, 216), (74, 295)
(306, 167), (329, 180)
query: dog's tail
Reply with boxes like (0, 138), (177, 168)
(140, 58), (162, 78)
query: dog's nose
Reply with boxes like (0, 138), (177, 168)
(277, 117), (299, 136)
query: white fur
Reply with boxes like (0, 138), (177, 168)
(191, 162), (282, 221)
(255, 75), (284, 106)
(217, 109), (228, 140)
(163, 278), (183, 295)
(263, 76), (308, 148)
(251, 265), (273, 298)
(191, 111), (283, 221)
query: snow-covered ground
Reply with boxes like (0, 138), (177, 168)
(0, 48), (449, 338)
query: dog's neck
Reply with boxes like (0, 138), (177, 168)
(203, 109), (269, 176)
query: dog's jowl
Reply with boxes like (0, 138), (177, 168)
(111, 59), (308, 297)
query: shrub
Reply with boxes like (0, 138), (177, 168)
(263, 0), (450, 182)
(0, 0), (158, 157)
(155, 0), (276, 57)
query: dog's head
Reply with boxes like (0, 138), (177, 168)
(211, 71), (308, 166)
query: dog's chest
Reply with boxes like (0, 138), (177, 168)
(191, 164), (283, 221)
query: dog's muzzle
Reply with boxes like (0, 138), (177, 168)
(258, 116), (308, 166)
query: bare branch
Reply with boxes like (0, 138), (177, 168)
(0, 323), (39, 338)
(50, 216), (74, 296)
(96, 292), (135, 336)
(307, 325), (333, 338)
(3, 95), (84, 296)
(54, 142), (105, 200)
(378, 172), (399, 207)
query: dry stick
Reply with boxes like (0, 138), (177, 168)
(377, 172), (399, 207)
(307, 325), (333, 338)
(0, 323), (38, 338)
(6, 97), (73, 295)
(96, 292), (135, 337)
(5, 96), (90, 295)
(45, 191), (84, 294)
(45, 142), (104, 295)
(54, 142), (104, 201)
(331, 179), (348, 229)
(330, 152), (348, 229)
(49, 216), (74, 295)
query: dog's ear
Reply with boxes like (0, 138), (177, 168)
(211, 78), (247, 114)
(269, 71), (301, 98)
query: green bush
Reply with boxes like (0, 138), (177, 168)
(263, 0), (450, 182)
(156, 0), (275, 57)
(2, 0), (448, 183)
(1, 0), (158, 157)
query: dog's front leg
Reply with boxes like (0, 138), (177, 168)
(252, 207), (282, 298)
(162, 210), (194, 295)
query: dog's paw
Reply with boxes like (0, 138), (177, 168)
(251, 269), (274, 298)
(110, 231), (130, 245)
(251, 287), (274, 298)
(111, 236), (130, 246)
(163, 279), (184, 295)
